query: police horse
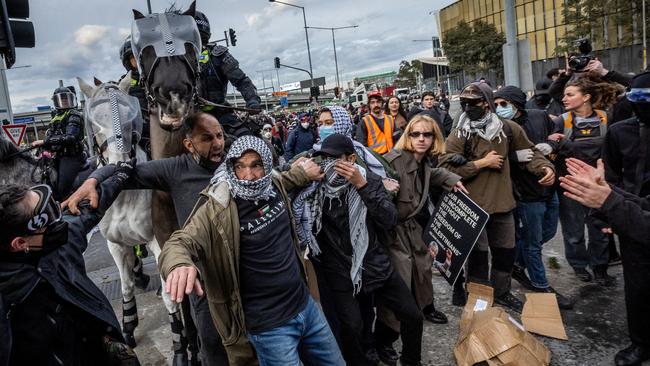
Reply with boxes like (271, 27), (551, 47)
(78, 78), (189, 366)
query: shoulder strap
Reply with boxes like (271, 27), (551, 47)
(561, 112), (574, 140)
(502, 119), (515, 153)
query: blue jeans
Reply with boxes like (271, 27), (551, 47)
(558, 193), (609, 269)
(248, 296), (345, 366)
(514, 194), (559, 288)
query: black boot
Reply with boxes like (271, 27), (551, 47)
(531, 286), (574, 310)
(615, 344), (650, 366)
(423, 304), (448, 324)
(593, 264), (616, 287)
(511, 265), (535, 290)
(376, 344), (398, 366)
(494, 292), (523, 313)
(573, 267), (593, 282)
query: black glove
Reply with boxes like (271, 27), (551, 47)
(114, 159), (136, 187)
(247, 103), (262, 114)
(447, 154), (468, 166)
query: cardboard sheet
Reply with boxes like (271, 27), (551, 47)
(521, 293), (568, 340)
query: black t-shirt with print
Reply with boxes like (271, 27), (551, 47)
(236, 188), (308, 334)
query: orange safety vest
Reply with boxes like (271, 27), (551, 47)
(362, 114), (395, 154)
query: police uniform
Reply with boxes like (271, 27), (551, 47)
(198, 44), (261, 137)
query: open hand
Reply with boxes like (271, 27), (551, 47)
(165, 265), (204, 303)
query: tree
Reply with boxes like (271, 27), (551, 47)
(396, 60), (420, 88)
(442, 20), (505, 78)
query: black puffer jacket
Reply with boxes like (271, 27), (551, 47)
(0, 177), (125, 366)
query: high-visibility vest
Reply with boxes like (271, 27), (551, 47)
(362, 114), (395, 154)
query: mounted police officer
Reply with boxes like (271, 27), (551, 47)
(32, 85), (86, 200)
(194, 11), (262, 138)
(120, 37), (151, 158)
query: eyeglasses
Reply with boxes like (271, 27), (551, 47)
(496, 101), (511, 108)
(408, 131), (434, 138)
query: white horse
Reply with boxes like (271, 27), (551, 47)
(77, 77), (189, 366)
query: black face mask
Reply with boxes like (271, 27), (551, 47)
(29, 220), (69, 254)
(632, 103), (650, 124)
(463, 104), (487, 121)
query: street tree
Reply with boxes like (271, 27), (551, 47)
(442, 20), (505, 78)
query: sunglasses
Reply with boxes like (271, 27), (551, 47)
(460, 99), (484, 108)
(496, 101), (511, 108)
(408, 131), (434, 138)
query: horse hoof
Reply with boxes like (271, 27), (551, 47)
(172, 352), (189, 366)
(134, 273), (150, 290)
(123, 332), (137, 348)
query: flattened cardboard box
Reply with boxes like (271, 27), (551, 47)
(454, 283), (551, 366)
(521, 293), (568, 340)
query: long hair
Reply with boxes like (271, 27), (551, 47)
(384, 96), (407, 121)
(565, 74), (625, 110)
(394, 115), (445, 157)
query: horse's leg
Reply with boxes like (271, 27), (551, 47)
(107, 240), (138, 348)
(147, 239), (190, 366)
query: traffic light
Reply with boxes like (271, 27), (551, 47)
(228, 28), (237, 47)
(0, 0), (35, 69)
(310, 86), (320, 98)
(274, 57), (280, 69)
(334, 87), (340, 98)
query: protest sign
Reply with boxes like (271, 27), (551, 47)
(423, 191), (489, 286)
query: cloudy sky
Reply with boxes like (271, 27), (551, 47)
(7, 0), (454, 113)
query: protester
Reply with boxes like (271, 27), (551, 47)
(272, 117), (288, 143)
(548, 59), (630, 106)
(293, 133), (423, 366)
(285, 116), (317, 160)
(0, 165), (139, 365)
(407, 91), (453, 137)
(378, 115), (467, 360)
(261, 123), (285, 166)
(547, 68), (563, 81)
(554, 78), (616, 285)
(493, 86), (572, 310)
(601, 73), (650, 366)
(385, 95), (408, 132)
(157, 136), (341, 365)
(525, 79), (565, 119)
(356, 94), (397, 154)
(437, 91), (451, 112)
(439, 82), (555, 312)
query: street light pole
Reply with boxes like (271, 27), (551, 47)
(644, 0), (647, 70)
(269, 0), (314, 86)
(306, 25), (358, 90)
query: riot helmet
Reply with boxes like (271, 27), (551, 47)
(52, 86), (77, 110)
(120, 36), (135, 72)
(194, 11), (211, 45)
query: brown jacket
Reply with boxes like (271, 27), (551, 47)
(439, 119), (554, 214)
(158, 168), (310, 366)
(379, 149), (460, 330)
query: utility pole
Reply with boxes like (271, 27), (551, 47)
(306, 25), (358, 90)
(503, 0), (520, 86)
(269, 0), (314, 86)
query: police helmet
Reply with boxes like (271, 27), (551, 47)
(52, 86), (77, 110)
(194, 11), (211, 44)
(120, 36), (134, 72)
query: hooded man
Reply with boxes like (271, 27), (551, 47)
(439, 82), (555, 312)
(494, 86), (572, 310)
(525, 79), (565, 119)
(158, 136), (342, 366)
(293, 133), (423, 366)
(600, 71), (650, 366)
(285, 116), (317, 160)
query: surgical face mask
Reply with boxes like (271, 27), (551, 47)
(463, 104), (486, 121)
(301, 122), (310, 129)
(319, 126), (335, 142)
(496, 104), (517, 119)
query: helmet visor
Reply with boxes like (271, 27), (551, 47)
(53, 92), (77, 109)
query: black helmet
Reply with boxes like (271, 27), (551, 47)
(120, 36), (134, 72)
(52, 86), (77, 110)
(194, 11), (210, 45)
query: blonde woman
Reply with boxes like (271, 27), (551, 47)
(375, 115), (466, 363)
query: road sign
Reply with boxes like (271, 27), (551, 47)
(300, 77), (326, 89)
(280, 82), (301, 92)
(280, 97), (288, 106)
(272, 91), (289, 97)
(2, 123), (27, 145)
(13, 116), (34, 124)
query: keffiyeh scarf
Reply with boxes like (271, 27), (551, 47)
(456, 111), (506, 142)
(293, 157), (369, 294)
(210, 135), (276, 201)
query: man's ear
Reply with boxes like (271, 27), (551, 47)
(182, 138), (194, 153)
(10, 237), (28, 252)
(347, 153), (357, 164)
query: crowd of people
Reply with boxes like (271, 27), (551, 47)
(2, 8), (650, 366)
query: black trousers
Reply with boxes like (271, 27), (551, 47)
(189, 292), (229, 365)
(620, 235), (650, 348)
(55, 155), (85, 200)
(327, 271), (423, 365)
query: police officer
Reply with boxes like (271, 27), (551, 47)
(119, 37), (151, 158)
(194, 11), (262, 138)
(32, 85), (85, 200)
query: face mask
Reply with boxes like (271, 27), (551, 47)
(30, 220), (69, 254)
(319, 126), (335, 142)
(633, 103), (650, 124)
(262, 131), (272, 140)
(301, 122), (310, 129)
(463, 104), (486, 121)
(496, 104), (517, 119)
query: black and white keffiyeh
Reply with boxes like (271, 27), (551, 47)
(456, 111), (506, 142)
(293, 157), (369, 294)
(211, 135), (276, 201)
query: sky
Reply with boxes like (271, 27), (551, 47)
(6, 0), (455, 113)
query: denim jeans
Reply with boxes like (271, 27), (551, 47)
(514, 194), (560, 288)
(248, 296), (345, 366)
(558, 193), (609, 269)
